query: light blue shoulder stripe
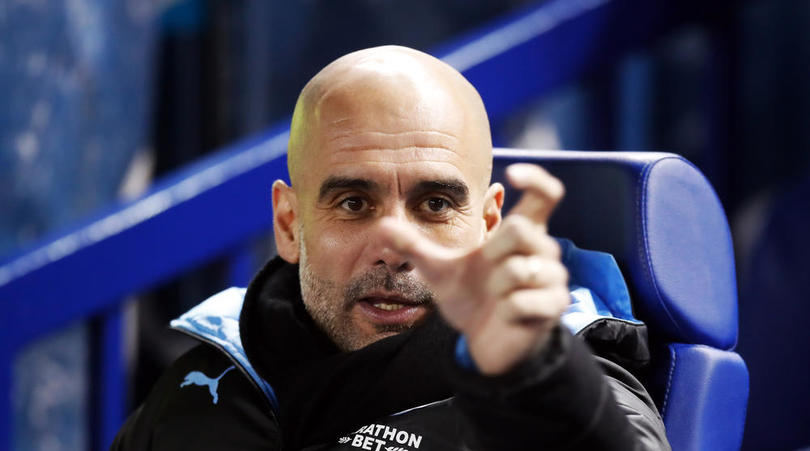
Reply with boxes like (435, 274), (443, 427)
(170, 287), (279, 412)
(557, 238), (643, 335)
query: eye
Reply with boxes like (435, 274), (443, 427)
(339, 196), (367, 212)
(424, 197), (450, 213)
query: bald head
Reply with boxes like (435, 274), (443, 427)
(287, 45), (493, 190)
(273, 46), (505, 350)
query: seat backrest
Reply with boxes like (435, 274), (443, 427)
(492, 149), (749, 451)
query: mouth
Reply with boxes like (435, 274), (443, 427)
(356, 292), (430, 326)
(371, 301), (408, 311)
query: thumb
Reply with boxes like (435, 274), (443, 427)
(378, 218), (463, 278)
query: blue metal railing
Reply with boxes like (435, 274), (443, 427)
(0, 0), (736, 448)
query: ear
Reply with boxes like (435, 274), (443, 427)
(272, 180), (300, 263)
(482, 182), (505, 239)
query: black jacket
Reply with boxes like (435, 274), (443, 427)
(112, 258), (669, 450)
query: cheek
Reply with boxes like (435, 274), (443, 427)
(448, 223), (483, 248)
(302, 222), (366, 278)
(423, 209), (485, 249)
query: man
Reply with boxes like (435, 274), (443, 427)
(113, 46), (669, 450)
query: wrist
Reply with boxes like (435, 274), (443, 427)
(467, 319), (559, 376)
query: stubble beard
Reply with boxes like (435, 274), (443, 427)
(298, 238), (435, 351)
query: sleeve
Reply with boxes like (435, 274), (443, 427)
(445, 325), (670, 451)
(110, 344), (281, 451)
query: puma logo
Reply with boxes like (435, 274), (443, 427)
(179, 366), (235, 404)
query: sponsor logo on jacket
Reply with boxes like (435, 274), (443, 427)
(338, 423), (422, 450)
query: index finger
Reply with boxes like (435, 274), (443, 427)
(505, 163), (565, 226)
(377, 217), (465, 279)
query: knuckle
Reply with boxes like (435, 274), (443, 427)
(503, 257), (525, 284)
(515, 223), (536, 244)
(505, 255), (523, 272)
(552, 286), (571, 307)
(500, 216), (517, 231)
(508, 292), (536, 316)
(551, 262), (569, 285)
(502, 215), (529, 233)
(508, 218), (540, 248)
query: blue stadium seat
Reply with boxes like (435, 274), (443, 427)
(493, 149), (749, 451)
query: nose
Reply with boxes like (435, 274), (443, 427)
(369, 211), (414, 273)
(376, 247), (414, 273)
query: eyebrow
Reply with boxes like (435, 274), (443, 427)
(317, 176), (470, 203)
(318, 177), (381, 201)
(409, 179), (469, 204)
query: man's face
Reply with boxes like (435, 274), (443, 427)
(276, 53), (499, 351)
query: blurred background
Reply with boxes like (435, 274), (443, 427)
(1, 0), (808, 449)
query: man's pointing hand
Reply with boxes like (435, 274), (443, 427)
(380, 163), (570, 376)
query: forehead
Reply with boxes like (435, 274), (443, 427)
(320, 147), (469, 190)
(299, 75), (487, 193)
(309, 125), (476, 197)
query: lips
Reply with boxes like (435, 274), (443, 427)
(356, 293), (429, 325)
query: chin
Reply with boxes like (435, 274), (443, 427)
(344, 329), (405, 352)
